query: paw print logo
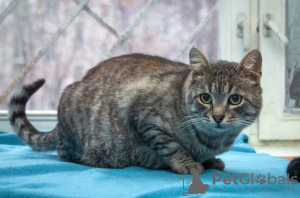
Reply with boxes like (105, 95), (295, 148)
(179, 169), (209, 196)
(256, 174), (266, 184)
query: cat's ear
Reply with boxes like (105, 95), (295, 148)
(236, 50), (262, 77)
(189, 47), (211, 72)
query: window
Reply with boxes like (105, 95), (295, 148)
(1, 0), (299, 142)
(286, 0), (300, 114)
(0, 0), (219, 111)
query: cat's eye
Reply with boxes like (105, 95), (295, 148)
(229, 94), (242, 105)
(199, 94), (212, 104)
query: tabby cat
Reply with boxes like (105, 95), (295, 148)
(9, 47), (262, 174)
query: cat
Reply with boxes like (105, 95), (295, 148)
(9, 47), (262, 174)
(287, 157), (300, 182)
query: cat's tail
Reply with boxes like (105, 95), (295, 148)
(8, 79), (58, 151)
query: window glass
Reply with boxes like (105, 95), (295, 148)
(286, 0), (300, 113)
(0, 0), (219, 110)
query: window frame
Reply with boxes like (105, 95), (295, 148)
(0, 110), (57, 132)
(258, 0), (300, 140)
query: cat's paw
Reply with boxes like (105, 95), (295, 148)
(172, 162), (204, 175)
(202, 158), (225, 171)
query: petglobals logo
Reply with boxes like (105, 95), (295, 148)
(179, 169), (210, 196)
(212, 173), (298, 185)
(178, 170), (298, 196)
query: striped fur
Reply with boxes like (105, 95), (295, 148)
(9, 79), (58, 151)
(8, 48), (263, 174)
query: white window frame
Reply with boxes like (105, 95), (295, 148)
(0, 110), (57, 132)
(258, 0), (300, 140)
(220, 0), (300, 141)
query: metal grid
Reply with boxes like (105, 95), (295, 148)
(0, 0), (217, 104)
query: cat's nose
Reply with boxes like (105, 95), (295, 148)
(213, 115), (224, 124)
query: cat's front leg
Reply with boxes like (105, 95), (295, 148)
(138, 124), (204, 174)
(202, 157), (225, 171)
(167, 149), (204, 175)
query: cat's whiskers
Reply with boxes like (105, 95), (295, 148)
(179, 118), (201, 128)
(179, 115), (197, 123)
(238, 120), (255, 126)
(191, 122), (208, 134)
(179, 117), (207, 133)
(180, 120), (203, 131)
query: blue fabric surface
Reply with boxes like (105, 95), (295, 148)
(0, 131), (299, 198)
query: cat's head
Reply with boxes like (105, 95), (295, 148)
(184, 47), (262, 134)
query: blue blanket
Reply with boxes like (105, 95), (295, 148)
(0, 131), (299, 198)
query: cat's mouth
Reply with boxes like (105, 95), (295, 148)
(214, 123), (227, 130)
